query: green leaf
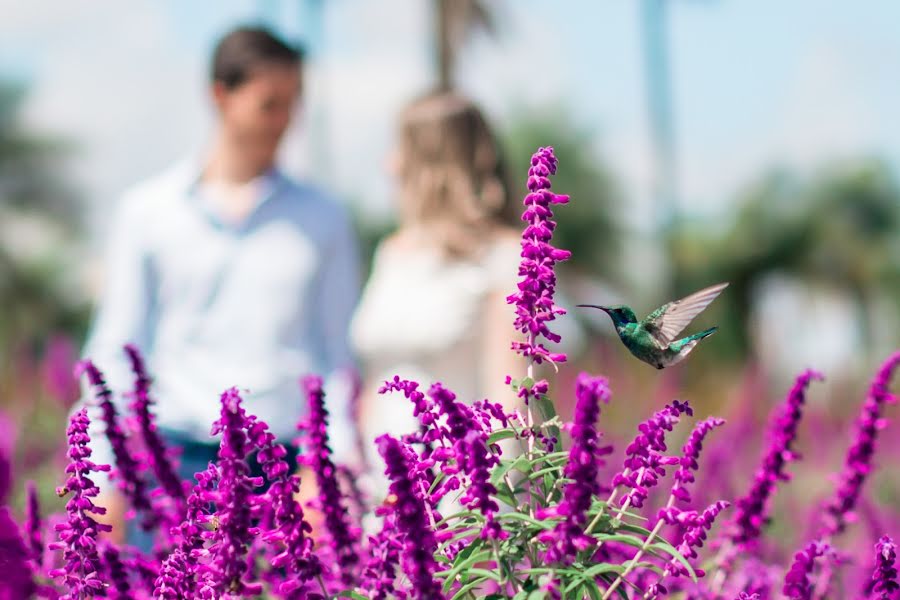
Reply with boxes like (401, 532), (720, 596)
(334, 593), (368, 600)
(465, 568), (504, 582)
(488, 429), (518, 445)
(498, 512), (556, 530)
(436, 549), (494, 593)
(593, 533), (647, 551)
(449, 576), (489, 600)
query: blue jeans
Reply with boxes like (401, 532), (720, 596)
(126, 428), (299, 553)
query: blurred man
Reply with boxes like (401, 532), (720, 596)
(81, 26), (360, 541)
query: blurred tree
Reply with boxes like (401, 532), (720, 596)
(0, 80), (88, 361)
(499, 106), (622, 283)
(433, 0), (494, 91)
(670, 159), (900, 362)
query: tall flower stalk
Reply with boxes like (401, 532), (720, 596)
(822, 351), (900, 537)
(124, 344), (186, 512)
(49, 408), (113, 599)
(300, 375), (359, 586)
(77, 360), (155, 528)
(206, 388), (263, 598)
(376, 434), (443, 600)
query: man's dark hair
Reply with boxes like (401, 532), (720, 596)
(211, 26), (303, 89)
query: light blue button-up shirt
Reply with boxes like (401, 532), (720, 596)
(81, 159), (361, 458)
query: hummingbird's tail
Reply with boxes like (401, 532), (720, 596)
(687, 326), (718, 342)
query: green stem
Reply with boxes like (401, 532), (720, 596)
(601, 494), (675, 600)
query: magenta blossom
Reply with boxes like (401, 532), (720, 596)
(48, 408), (113, 599)
(822, 352), (899, 537)
(507, 146), (571, 365)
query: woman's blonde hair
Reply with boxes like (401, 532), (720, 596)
(395, 91), (516, 258)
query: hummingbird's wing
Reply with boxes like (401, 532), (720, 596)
(643, 282), (729, 347)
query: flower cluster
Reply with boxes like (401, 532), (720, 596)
(822, 351), (900, 537)
(124, 344), (186, 510)
(541, 373), (611, 561)
(245, 412), (321, 593)
(5, 146), (898, 600)
(376, 434), (443, 600)
(871, 535), (899, 600)
(507, 146), (571, 365)
(300, 375), (359, 585)
(614, 400), (693, 508)
(673, 417), (726, 504)
(728, 369), (823, 548)
(78, 360), (155, 528)
(204, 388), (264, 598)
(0, 506), (36, 599)
(782, 540), (831, 600)
(48, 408), (113, 598)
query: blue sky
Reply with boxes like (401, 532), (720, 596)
(2, 0), (900, 233)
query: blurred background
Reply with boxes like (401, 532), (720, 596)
(1, 0), (899, 562)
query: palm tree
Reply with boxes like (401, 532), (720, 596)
(433, 0), (495, 91)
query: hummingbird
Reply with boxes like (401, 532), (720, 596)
(577, 282), (728, 369)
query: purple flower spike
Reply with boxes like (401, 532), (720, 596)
(736, 594), (760, 600)
(124, 344), (186, 509)
(727, 369), (823, 547)
(361, 514), (404, 600)
(822, 351), (900, 537)
(207, 388), (263, 598)
(613, 400), (692, 508)
(673, 417), (726, 504)
(48, 408), (113, 599)
(783, 540), (830, 600)
(244, 414), (321, 591)
(24, 480), (44, 567)
(871, 535), (899, 600)
(507, 146), (571, 365)
(377, 434), (444, 600)
(301, 375), (359, 585)
(541, 373), (611, 561)
(77, 359), (155, 527)
(0, 506), (36, 600)
(155, 462), (219, 599)
(0, 411), (12, 506)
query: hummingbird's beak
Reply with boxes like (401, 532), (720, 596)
(576, 304), (610, 313)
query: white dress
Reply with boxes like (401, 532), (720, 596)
(350, 236), (522, 466)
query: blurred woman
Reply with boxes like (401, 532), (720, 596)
(350, 91), (524, 476)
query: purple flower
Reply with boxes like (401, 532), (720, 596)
(673, 417), (725, 504)
(658, 500), (730, 580)
(101, 542), (131, 598)
(0, 411), (14, 506)
(124, 344), (186, 509)
(783, 540), (830, 600)
(871, 535), (899, 600)
(206, 388), (263, 598)
(727, 369), (823, 547)
(155, 462), (219, 599)
(48, 407), (113, 599)
(507, 146), (571, 365)
(0, 506), (36, 600)
(376, 434), (444, 600)
(300, 375), (359, 585)
(361, 514), (405, 600)
(736, 594), (760, 600)
(822, 351), (900, 537)
(244, 414), (321, 592)
(77, 359), (155, 528)
(613, 400), (693, 508)
(24, 480), (43, 567)
(541, 373), (611, 561)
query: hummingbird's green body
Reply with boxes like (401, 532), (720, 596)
(579, 283), (728, 369)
